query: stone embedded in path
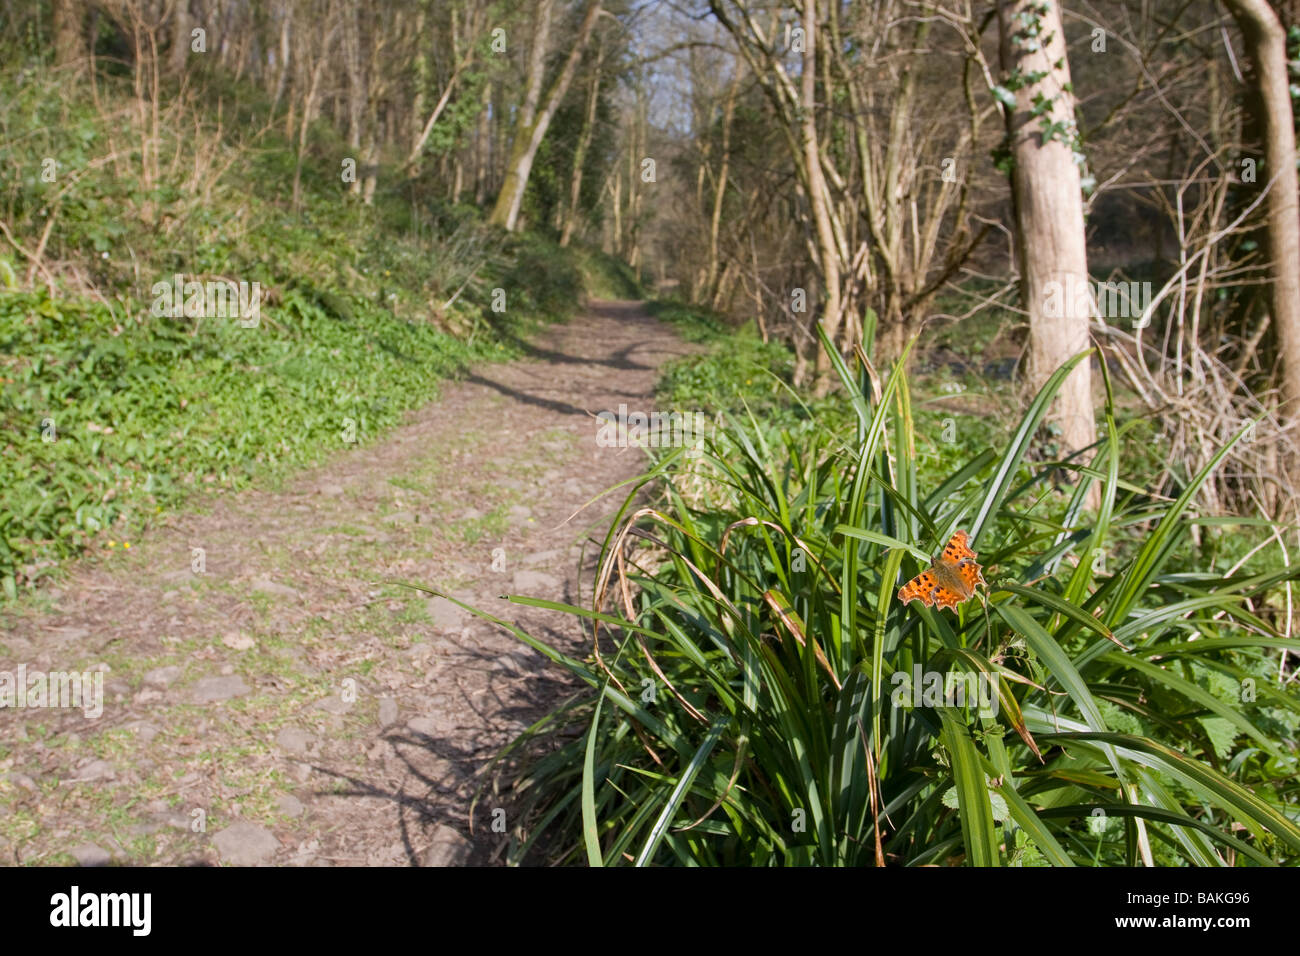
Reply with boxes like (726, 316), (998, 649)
(143, 665), (183, 688)
(312, 694), (351, 715)
(275, 727), (318, 756)
(275, 793), (304, 818)
(212, 822), (280, 865)
(318, 484), (345, 497)
(190, 675), (250, 703)
(69, 843), (112, 866)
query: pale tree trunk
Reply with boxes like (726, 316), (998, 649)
(998, 0), (1096, 456)
(270, 6), (291, 113)
(610, 173), (622, 253)
(343, 7), (366, 198)
(627, 119), (642, 269)
(802, 0), (843, 397)
(707, 0), (854, 391)
(488, 0), (554, 229)
(712, 260), (738, 312)
(489, 0), (603, 231)
(169, 0), (191, 75)
(361, 134), (379, 204)
(1222, 0), (1300, 474)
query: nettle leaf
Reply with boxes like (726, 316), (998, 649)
(1199, 717), (1238, 760)
(942, 774), (1011, 823)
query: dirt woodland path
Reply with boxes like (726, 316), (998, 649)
(0, 300), (693, 866)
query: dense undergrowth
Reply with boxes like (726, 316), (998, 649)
(455, 302), (1300, 866)
(0, 57), (638, 599)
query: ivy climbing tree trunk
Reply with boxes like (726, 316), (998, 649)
(489, 0), (603, 232)
(998, 0), (1096, 457)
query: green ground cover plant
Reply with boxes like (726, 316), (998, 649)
(0, 64), (593, 599)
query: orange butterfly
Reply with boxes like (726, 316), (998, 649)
(897, 530), (986, 611)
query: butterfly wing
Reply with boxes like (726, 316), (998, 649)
(930, 566), (967, 610)
(897, 569), (939, 607)
(942, 530), (977, 562)
(902, 531), (985, 611)
(947, 530), (986, 594)
(959, 557), (986, 592)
